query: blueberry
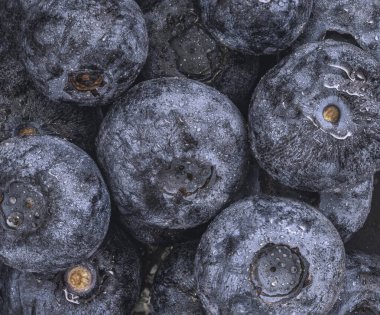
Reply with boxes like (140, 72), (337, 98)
(194, 195), (345, 314)
(141, 0), (259, 114)
(152, 241), (204, 314)
(0, 58), (102, 154)
(0, 135), (110, 274)
(319, 177), (374, 242)
(2, 225), (141, 314)
(21, 0), (148, 106)
(297, 0), (380, 61)
(198, 0), (313, 55)
(96, 77), (248, 244)
(249, 40), (380, 193)
(329, 252), (380, 315)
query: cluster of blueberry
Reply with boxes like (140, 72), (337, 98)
(0, 0), (379, 314)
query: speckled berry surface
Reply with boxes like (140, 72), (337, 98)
(21, 0), (148, 106)
(2, 225), (141, 315)
(199, 0), (313, 55)
(97, 77), (248, 244)
(195, 195), (345, 314)
(249, 40), (380, 192)
(0, 136), (111, 274)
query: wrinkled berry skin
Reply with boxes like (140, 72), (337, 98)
(199, 0), (313, 55)
(2, 225), (141, 315)
(152, 241), (204, 315)
(97, 77), (248, 244)
(249, 40), (380, 192)
(0, 136), (111, 274)
(329, 252), (380, 314)
(297, 0), (380, 62)
(195, 195), (345, 314)
(21, 0), (148, 106)
(141, 0), (259, 114)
